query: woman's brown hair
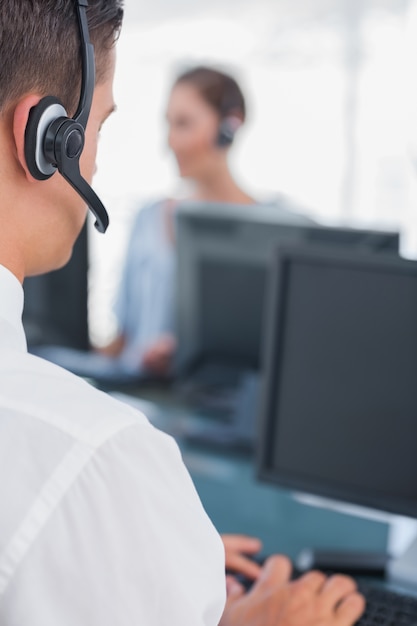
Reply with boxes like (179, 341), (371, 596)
(174, 66), (246, 121)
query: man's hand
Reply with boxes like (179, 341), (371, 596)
(222, 534), (263, 581)
(220, 555), (365, 626)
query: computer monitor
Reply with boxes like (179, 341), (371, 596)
(22, 223), (89, 351)
(257, 245), (417, 586)
(175, 201), (400, 380)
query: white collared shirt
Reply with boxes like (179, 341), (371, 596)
(0, 264), (225, 625)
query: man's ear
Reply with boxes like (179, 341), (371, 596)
(13, 95), (42, 183)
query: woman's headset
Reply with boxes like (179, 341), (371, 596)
(216, 80), (244, 148)
(217, 115), (243, 148)
(24, 0), (109, 233)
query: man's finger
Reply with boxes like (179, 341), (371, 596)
(225, 575), (245, 597)
(295, 570), (327, 594)
(336, 591), (366, 625)
(321, 575), (358, 609)
(250, 554), (292, 593)
(224, 534), (262, 555)
(226, 553), (262, 580)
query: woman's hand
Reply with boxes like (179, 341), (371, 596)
(142, 335), (176, 375)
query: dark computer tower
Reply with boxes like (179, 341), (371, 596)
(22, 223), (89, 351)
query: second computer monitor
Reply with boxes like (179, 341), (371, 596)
(257, 245), (417, 520)
(175, 202), (399, 379)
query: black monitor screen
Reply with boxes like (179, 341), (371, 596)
(175, 202), (399, 378)
(198, 260), (266, 368)
(258, 246), (417, 519)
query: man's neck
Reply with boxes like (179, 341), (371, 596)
(0, 237), (25, 284)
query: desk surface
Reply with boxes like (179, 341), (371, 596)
(109, 384), (389, 560)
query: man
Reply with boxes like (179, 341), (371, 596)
(0, 1), (365, 624)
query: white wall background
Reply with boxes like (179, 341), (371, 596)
(89, 0), (417, 344)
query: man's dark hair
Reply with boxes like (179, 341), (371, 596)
(0, 0), (123, 115)
(174, 66), (246, 121)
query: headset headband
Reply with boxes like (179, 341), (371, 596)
(74, 0), (95, 128)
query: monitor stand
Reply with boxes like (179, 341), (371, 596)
(387, 518), (417, 590)
(294, 493), (417, 590)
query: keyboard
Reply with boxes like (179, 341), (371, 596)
(356, 583), (417, 625)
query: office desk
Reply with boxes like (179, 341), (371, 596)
(110, 384), (389, 561)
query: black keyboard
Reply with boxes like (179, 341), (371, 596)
(356, 583), (417, 625)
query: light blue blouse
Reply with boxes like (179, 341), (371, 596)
(113, 199), (176, 372)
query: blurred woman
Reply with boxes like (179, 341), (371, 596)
(102, 65), (309, 378)
(111, 66), (255, 377)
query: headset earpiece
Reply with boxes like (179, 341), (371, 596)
(216, 115), (242, 148)
(22, 0), (109, 234)
(24, 96), (68, 180)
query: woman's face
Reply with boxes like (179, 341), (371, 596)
(166, 82), (221, 179)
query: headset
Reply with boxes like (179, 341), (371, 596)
(24, 0), (109, 233)
(217, 115), (243, 148)
(215, 79), (244, 148)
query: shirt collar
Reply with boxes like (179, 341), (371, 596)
(0, 264), (27, 353)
